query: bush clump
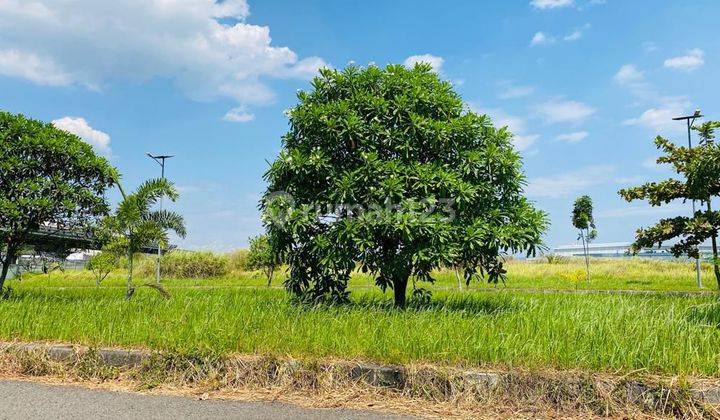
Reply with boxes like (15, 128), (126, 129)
(139, 251), (229, 279)
(226, 249), (250, 272)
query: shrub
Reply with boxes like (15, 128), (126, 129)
(138, 251), (228, 279)
(226, 249), (250, 272)
(247, 235), (281, 286)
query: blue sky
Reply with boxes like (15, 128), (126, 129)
(1, 0), (718, 251)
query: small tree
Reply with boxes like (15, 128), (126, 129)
(262, 64), (547, 307)
(0, 111), (116, 292)
(87, 251), (119, 286)
(247, 235), (280, 286)
(619, 121), (720, 289)
(571, 195), (597, 283)
(102, 178), (186, 299)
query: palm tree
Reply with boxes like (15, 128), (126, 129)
(103, 178), (186, 299)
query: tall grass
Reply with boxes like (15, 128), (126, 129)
(2, 284), (720, 377)
(137, 251), (229, 279)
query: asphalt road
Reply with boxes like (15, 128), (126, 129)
(0, 380), (411, 419)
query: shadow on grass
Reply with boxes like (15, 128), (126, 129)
(2, 287), (167, 304)
(625, 280), (652, 286)
(348, 293), (523, 316)
(686, 302), (720, 327)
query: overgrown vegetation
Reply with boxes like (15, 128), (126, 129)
(1, 343), (714, 418)
(138, 250), (228, 279)
(1, 279), (720, 377)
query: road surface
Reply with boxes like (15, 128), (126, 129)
(0, 379), (411, 419)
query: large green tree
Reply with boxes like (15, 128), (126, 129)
(101, 178), (186, 299)
(0, 111), (116, 292)
(619, 121), (720, 289)
(262, 64), (547, 307)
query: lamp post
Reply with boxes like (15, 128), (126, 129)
(147, 153), (174, 285)
(673, 110), (703, 288)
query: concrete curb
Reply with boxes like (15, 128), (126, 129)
(2, 341), (719, 405)
(7, 342), (150, 367)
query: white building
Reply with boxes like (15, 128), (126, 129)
(553, 242), (713, 258)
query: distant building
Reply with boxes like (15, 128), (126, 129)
(552, 242), (713, 258)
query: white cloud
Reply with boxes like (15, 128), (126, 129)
(51, 117), (111, 154)
(642, 41), (659, 53)
(526, 165), (615, 199)
(223, 106), (255, 123)
(513, 134), (540, 151)
(532, 24), (588, 46)
(0, 49), (72, 86)
(663, 49), (705, 72)
(563, 30), (583, 42)
(403, 54), (444, 73)
(613, 64), (656, 101)
(0, 0), (328, 117)
(530, 0), (574, 9)
(623, 96), (690, 133)
(563, 24), (590, 42)
(470, 104), (540, 152)
(499, 84), (535, 99)
(556, 131), (588, 142)
(533, 98), (596, 123)
(614, 64), (644, 85)
(530, 32), (555, 46)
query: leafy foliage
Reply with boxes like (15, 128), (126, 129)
(0, 111), (116, 291)
(87, 251), (120, 285)
(572, 195), (597, 282)
(262, 64), (547, 307)
(247, 235), (281, 286)
(101, 178), (186, 299)
(619, 121), (720, 288)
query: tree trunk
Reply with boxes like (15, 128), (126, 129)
(266, 267), (273, 287)
(707, 201), (720, 291)
(125, 250), (135, 300)
(580, 230), (590, 283)
(0, 245), (17, 292)
(393, 275), (409, 309)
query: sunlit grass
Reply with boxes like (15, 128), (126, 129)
(1, 285), (720, 376)
(3, 257), (719, 377)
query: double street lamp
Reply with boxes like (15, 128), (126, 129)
(147, 153), (174, 285)
(672, 110), (703, 288)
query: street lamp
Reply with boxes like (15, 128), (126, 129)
(147, 153), (174, 285)
(673, 110), (703, 288)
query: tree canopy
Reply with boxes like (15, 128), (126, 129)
(619, 121), (720, 288)
(261, 64), (547, 307)
(0, 111), (117, 291)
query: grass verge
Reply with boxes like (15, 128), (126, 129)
(2, 284), (720, 377)
(1, 342), (717, 418)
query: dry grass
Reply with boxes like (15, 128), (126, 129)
(0, 343), (718, 418)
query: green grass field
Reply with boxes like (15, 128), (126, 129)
(15, 256), (718, 292)
(2, 257), (720, 378)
